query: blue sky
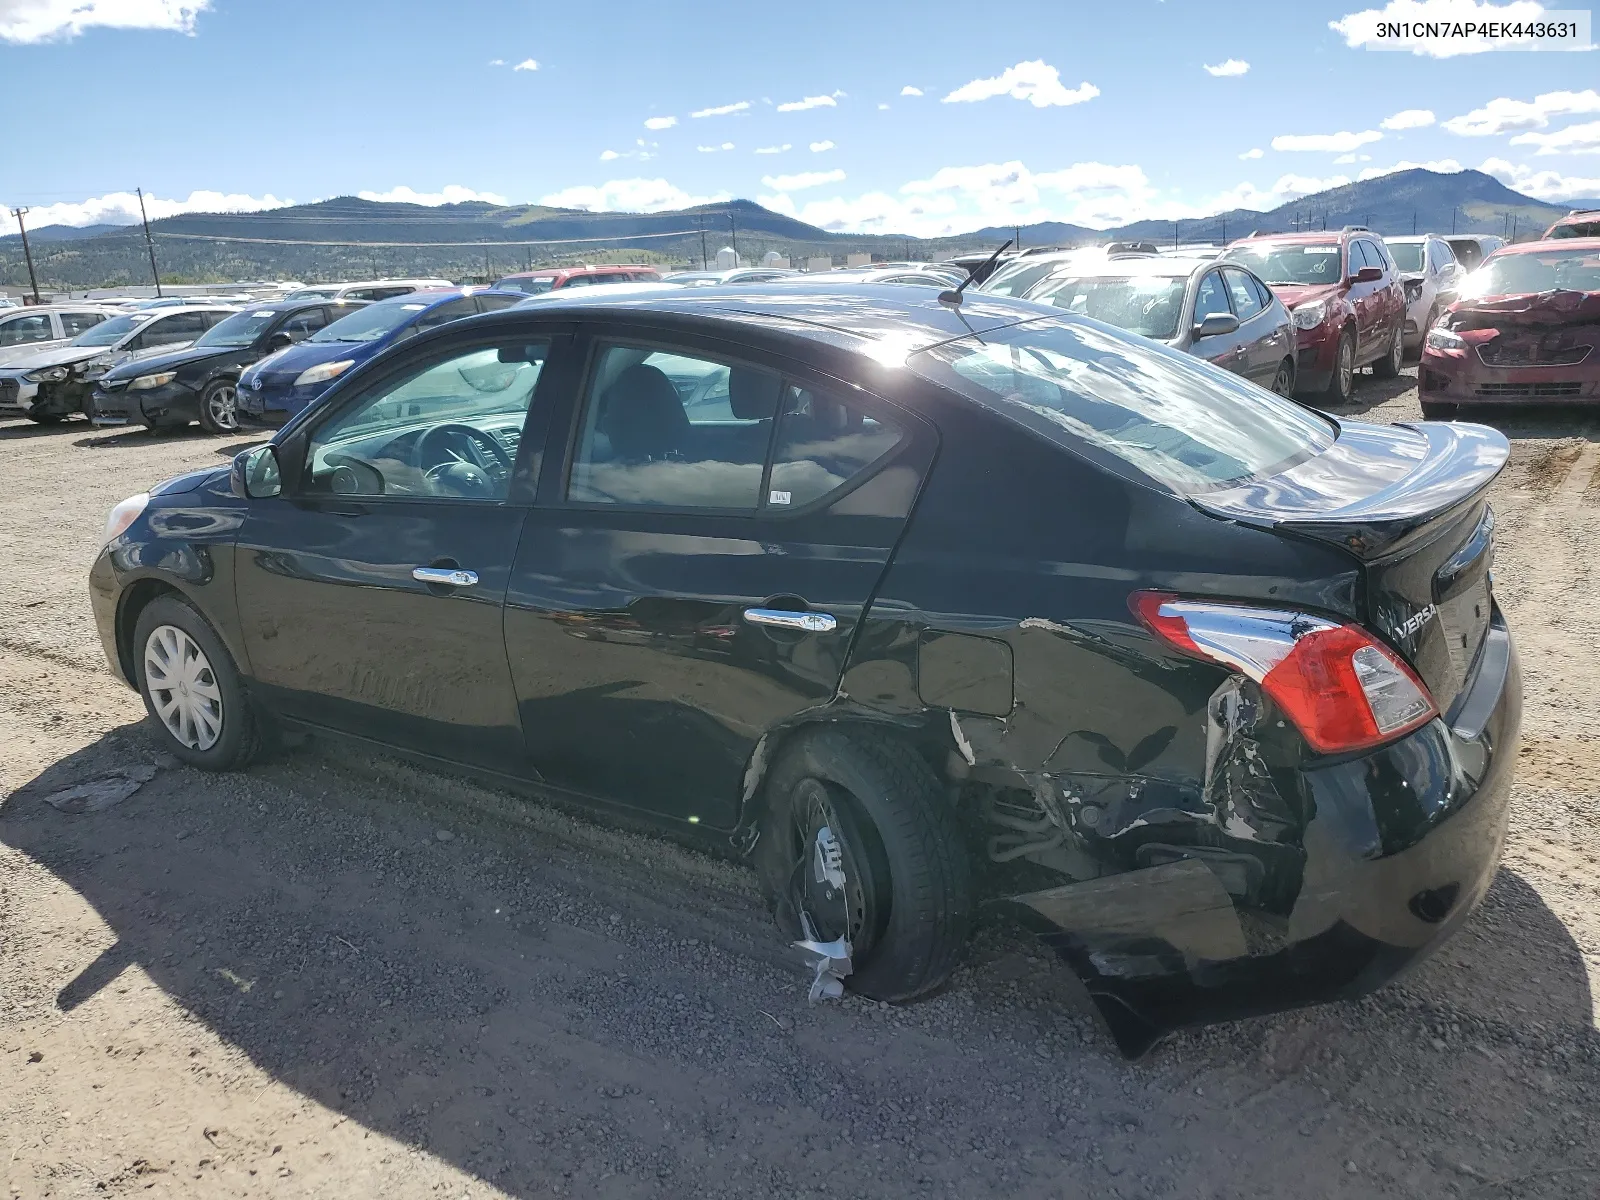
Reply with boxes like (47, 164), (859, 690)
(2, 0), (1598, 239)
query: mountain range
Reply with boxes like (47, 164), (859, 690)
(3, 170), (1594, 291)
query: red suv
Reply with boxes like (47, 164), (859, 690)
(1545, 208), (1600, 240)
(493, 265), (661, 296)
(1222, 229), (1407, 404)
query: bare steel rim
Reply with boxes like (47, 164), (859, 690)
(1390, 326), (1404, 371)
(142, 624), (223, 751)
(1271, 361), (1294, 397)
(207, 383), (239, 430)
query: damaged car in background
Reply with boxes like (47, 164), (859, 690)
(1419, 237), (1600, 417)
(90, 283), (1520, 1055)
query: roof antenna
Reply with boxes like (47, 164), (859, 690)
(939, 238), (1013, 306)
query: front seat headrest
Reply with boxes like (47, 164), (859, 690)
(599, 364), (689, 461)
(726, 367), (782, 421)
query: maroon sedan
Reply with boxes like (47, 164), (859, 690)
(1223, 230), (1407, 405)
(1418, 238), (1600, 418)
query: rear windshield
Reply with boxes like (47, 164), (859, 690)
(495, 276), (556, 295)
(914, 318), (1334, 495)
(1027, 274), (1189, 340)
(982, 258), (1069, 297)
(1467, 247), (1600, 296)
(1223, 243), (1343, 285)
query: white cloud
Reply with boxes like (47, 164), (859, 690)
(776, 94), (837, 112)
(1330, 0), (1593, 56)
(513, 58), (538, 71)
(488, 58), (505, 66)
(877, 102), (890, 110)
(1442, 89), (1600, 135)
(1203, 58), (1250, 76)
(599, 150), (621, 161)
(0, 0), (207, 43)
(696, 142), (735, 153)
(1239, 147), (1264, 160)
(644, 115), (677, 130)
(1381, 108), (1436, 129)
(761, 169), (846, 191)
(809, 140), (835, 152)
(0, 188), (292, 237)
(900, 85), (923, 96)
(1271, 129), (1384, 152)
(539, 178), (729, 213)
(754, 144), (791, 154)
(1510, 119), (1600, 155)
(942, 60), (1099, 108)
(1480, 156), (1600, 199)
(690, 100), (749, 118)
(357, 185), (509, 206)
(1334, 153), (1359, 164)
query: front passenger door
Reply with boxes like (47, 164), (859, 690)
(1219, 267), (1278, 386)
(1190, 271), (1246, 376)
(234, 335), (554, 770)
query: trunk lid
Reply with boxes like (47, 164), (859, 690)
(1194, 419), (1509, 713)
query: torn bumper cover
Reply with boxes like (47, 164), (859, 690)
(998, 619), (1521, 1057)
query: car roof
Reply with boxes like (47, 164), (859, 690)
(1044, 256), (1214, 279)
(367, 287), (484, 309)
(1230, 232), (1352, 245)
(1487, 236), (1600, 256)
(502, 265), (650, 280)
(1382, 234), (1447, 243)
(488, 280), (1047, 353)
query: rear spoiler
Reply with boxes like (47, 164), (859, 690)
(1194, 422), (1510, 559)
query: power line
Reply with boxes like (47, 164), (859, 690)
(151, 228), (705, 248)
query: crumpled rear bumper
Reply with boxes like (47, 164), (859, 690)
(999, 619), (1521, 1057)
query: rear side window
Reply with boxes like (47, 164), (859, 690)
(768, 383), (904, 509)
(917, 317), (1334, 495)
(61, 311), (109, 337)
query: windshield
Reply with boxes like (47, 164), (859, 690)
(311, 298), (427, 342)
(495, 276), (556, 295)
(1224, 243), (1343, 285)
(1550, 220), (1600, 239)
(915, 317), (1334, 495)
(1466, 247), (1600, 297)
(69, 313), (151, 346)
(197, 309), (278, 348)
(983, 258), (1074, 297)
(1026, 274), (1189, 340)
(1386, 242), (1425, 272)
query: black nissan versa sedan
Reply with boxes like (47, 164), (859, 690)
(88, 283), (1521, 1055)
(91, 298), (370, 434)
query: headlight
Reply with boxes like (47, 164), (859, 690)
(103, 493), (149, 545)
(24, 365), (71, 383)
(128, 371), (177, 391)
(294, 359), (355, 387)
(1291, 301), (1328, 330)
(1425, 327), (1465, 353)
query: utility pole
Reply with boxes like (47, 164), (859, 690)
(1451, 206), (1458, 234)
(699, 216), (709, 270)
(1173, 220), (1179, 249)
(136, 187), (163, 296)
(1015, 224), (1022, 252)
(1412, 209), (1417, 235)
(9, 207), (41, 303)
(1221, 216), (1227, 244)
(728, 210), (737, 263)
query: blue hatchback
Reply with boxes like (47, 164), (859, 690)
(237, 287), (521, 424)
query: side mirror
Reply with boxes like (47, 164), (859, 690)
(266, 330), (295, 350)
(1192, 312), (1240, 339)
(231, 444), (282, 499)
(1350, 266), (1384, 284)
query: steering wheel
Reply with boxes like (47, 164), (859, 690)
(416, 422), (513, 495)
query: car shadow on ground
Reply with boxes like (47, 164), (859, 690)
(3, 724), (1596, 1196)
(0, 416), (93, 441)
(72, 425), (217, 450)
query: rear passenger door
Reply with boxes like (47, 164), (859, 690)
(504, 328), (937, 827)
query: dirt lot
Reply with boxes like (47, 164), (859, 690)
(2, 371), (1598, 1200)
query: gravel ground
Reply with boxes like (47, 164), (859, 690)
(1, 371), (1597, 1200)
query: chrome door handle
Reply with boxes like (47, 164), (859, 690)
(413, 566), (478, 587)
(744, 607), (837, 633)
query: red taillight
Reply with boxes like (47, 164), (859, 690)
(1131, 592), (1438, 754)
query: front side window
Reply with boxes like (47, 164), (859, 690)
(1221, 268), (1264, 320)
(303, 340), (550, 502)
(917, 317), (1335, 495)
(1192, 272), (1231, 321)
(0, 313), (53, 348)
(568, 345), (780, 509)
(281, 308), (330, 338)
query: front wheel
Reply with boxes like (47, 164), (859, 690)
(1323, 328), (1356, 404)
(1373, 322), (1404, 379)
(133, 594), (260, 770)
(753, 728), (973, 1002)
(197, 379), (240, 433)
